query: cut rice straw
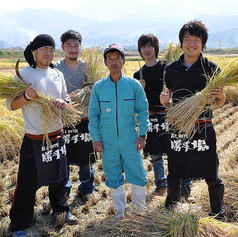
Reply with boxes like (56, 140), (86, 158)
(166, 57), (238, 137)
(82, 46), (108, 83)
(82, 208), (235, 237)
(0, 74), (81, 147)
(162, 42), (183, 63)
(69, 83), (93, 117)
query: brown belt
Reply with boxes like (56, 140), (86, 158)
(25, 129), (63, 141)
(149, 110), (168, 114)
(81, 117), (88, 121)
(196, 119), (212, 127)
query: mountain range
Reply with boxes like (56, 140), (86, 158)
(0, 9), (237, 49)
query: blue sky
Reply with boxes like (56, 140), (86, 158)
(2, 0), (238, 20)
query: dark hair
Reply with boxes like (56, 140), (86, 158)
(179, 20), (208, 50)
(60, 30), (83, 44)
(137, 34), (159, 60)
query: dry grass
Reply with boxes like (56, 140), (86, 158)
(1, 61), (238, 236)
(82, 47), (108, 82)
(162, 43), (183, 63)
(0, 100), (24, 161)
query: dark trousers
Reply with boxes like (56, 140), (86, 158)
(9, 136), (69, 232)
(165, 176), (225, 215)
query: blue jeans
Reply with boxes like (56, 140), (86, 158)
(150, 154), (167, 189)
(65, 164), (94, 196)
(181, 179), (192, 194)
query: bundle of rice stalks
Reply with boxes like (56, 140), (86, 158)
(197, 216), (235, 237)
(145, 210), (199, 237)
(166, 57), (238, 137)
(33, 93), (81, 137)
(162, 42), (183, 63)
(0, 74), (81, 143)
(0, 74), (26, 98)
(83, 206), (238, 237)
(69, 83), (93, 116)
(82, 47), (108, 82)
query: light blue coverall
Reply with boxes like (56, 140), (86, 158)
(88, 75), (149, 189)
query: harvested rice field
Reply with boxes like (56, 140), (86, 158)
(1, 57), (238, 236)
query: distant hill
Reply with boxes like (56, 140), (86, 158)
(0, 9), (237, 49)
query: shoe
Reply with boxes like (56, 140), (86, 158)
(153, 188), (166, 196)
(64, 187), (71, 198)
(181, 193), (196, 203)
(209, 211), (226, 221)
(52, 211), (78, 225)
(82, 193), (93, 202)
(65, 211), (78, 225)
(114, 212), (125, 219)
(181, 193), (189, 201)
(143, 152), (150, 159)
(12, 230), (27, 237)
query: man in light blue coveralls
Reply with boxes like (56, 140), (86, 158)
(88, 44), (149, 218)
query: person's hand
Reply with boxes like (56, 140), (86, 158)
(210, 86), (225, 107)
(52, 98), (67, 109)
(136, 137), (146, 150)
(25, 83), (38, 99)
(160, 88), (171, 107)
(139, 79), (146, 89)
(93, 141), (103, 152)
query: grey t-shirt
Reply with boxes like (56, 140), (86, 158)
(54, 58), (88, 93)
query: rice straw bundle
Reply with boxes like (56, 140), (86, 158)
(162, 42), (183, 63)
(82, 46), (108, 82)
(33, 93), (81, 137)
(69, 83), (93, 116)
(197, 216), (230, 237)
(166, 57), (238, 137)
(146, 211), (199, 237)
(0, 74), (26, 99)
(0, 74), (81, 141)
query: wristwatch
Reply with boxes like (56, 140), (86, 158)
(139, 135), (146, 139)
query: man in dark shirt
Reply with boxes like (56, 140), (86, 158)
(160, 20), (225, 219)
(134, 34), (167, 196)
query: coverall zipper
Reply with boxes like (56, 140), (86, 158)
(115, 83), (119, 137)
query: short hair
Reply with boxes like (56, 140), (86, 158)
(137, 34), (159, 60)
(60, 30), (83, 44)
(179, 20), (209, 50)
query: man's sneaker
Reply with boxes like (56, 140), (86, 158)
(209, 211), (226, 221)
(181, 193), (196, 203)
(12, 230), (27, 237)
(52, 211), (78, 225)
(64, 187), (71, 199)
(82, 193), (93, 202)
(153, 188), (166, 196)
(143, 152), (150, 159)
(65, 211), (78, 225)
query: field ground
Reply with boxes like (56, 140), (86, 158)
(1, 103), (238, 236)
(1, 58), (238, 236)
